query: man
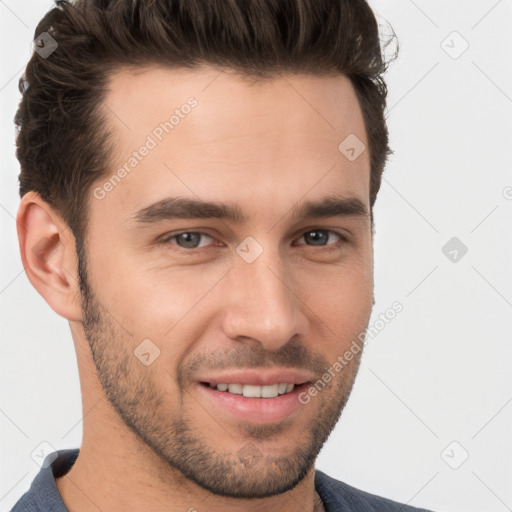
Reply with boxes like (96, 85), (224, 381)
(11, 0), (434, 511)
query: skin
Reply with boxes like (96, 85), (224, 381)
(17, 65), (374, 512)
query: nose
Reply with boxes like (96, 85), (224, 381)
(221, 248), (309, 351)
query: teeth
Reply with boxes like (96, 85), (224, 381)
(261, 384), (279, 398)
(212, 383), (295, 397)
(243, 384), (262, 398)
(227, 384), (243, 394)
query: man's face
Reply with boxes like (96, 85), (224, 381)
(79, 66), (373, 498)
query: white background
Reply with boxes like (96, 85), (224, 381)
(1, 1), (511, 511)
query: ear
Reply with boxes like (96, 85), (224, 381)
(16, 191), (83, 322)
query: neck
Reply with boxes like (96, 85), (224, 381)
(55, 440), (320, 512)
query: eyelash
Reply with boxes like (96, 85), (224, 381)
(159, 229), (349, 252)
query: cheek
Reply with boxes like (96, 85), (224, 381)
(294, 260), (373, 345)
(94, 248), (223, 318)
(88, 235), (372, 359)
(97, 263), (228, 370)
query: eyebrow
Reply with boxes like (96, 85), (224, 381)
(131, 195), (369, 225)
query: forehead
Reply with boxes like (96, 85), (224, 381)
(103, 66), (367, 144)
(91, 65), (370, 226)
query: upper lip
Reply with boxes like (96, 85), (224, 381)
(198, 368), (315, 387)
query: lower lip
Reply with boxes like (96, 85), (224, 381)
(197, 383), (309, 425)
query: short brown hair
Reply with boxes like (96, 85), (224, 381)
(15, 0), (397, 244)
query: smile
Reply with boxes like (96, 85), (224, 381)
(203, 382), (296, 397)
(197, 382), (312, 425)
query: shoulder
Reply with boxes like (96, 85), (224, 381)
(314, 470), (435, 512)
(10, 449), (79, 512)
(9, 492), (37, 512)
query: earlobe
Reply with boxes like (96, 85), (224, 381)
(16, 191), (83, 322)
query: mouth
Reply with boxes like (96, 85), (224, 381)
(200, 382), (299, 398)
(196, 371), (313, 425)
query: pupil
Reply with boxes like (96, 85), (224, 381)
(175, 232), (328, 248)
(178, 233), (200, 248)
(305, 231), (327, 246)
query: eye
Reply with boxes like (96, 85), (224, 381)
(162, 231), (216, 249)
(159, 229), (348, 252)
(295, 229), (347, 248)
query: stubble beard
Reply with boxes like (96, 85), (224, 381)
(77, 248), (363, 498)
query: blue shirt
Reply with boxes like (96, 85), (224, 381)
(10, 449), (434, 511)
